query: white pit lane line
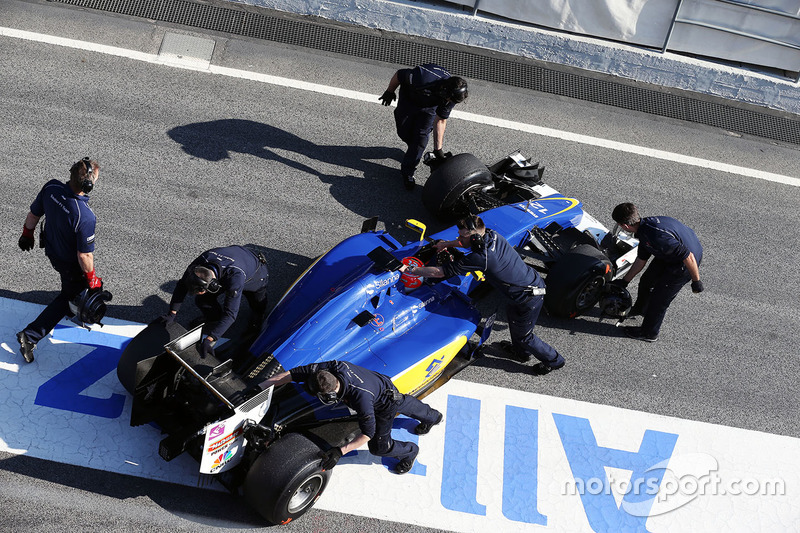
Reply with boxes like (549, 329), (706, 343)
(2, 297), (799, 532)
(2, 26), (799, 189)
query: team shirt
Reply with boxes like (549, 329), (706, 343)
(290, 360), (399, 439)
(30, 180), (96, 269)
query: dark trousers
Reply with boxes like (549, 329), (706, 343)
(634, 260), (691, 337)
(368, 393), (438, 463)
(394, 107), (435, 179)
(23, 260), (85, 344)
(508, 294), (565, 367)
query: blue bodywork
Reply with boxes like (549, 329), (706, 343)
(248, 195), (584, 385)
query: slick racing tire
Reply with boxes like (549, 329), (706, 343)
(422, 153), (492, 220)
(544, 244), (613, 318)
(116, 321), (186, 394)
(243, 432), (331, 525)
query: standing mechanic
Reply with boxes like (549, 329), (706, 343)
(379, 63), (468, 190)
(402, 215), (566, 375)
(158, 246), (269, 357)
(260, 360), (443, 474)
(610, 202), (703, 342)
(16, 158), (102, 363)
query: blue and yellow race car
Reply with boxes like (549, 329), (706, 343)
(116, 151), (638, 524)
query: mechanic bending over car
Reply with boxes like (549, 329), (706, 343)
(379, 63), (468, 190)
(260, 360), (443, 475)
(16, 158), (103, 364)
(401, 215), (566, 376)
(610, 202), (704, 342)
(156, 246), (269, 358)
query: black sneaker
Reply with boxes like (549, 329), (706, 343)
(414, 410), (443, 435)
(394, 457), (415, 474)
(531, 361), (565, 376)
(624, 326), (658, 342)
(403, 175), (415, 191)
(16, 331), (36, 363)
(497, 340), (531, 363)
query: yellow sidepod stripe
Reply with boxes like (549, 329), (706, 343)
(392, 335), (468, 395)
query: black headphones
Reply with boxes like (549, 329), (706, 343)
(73, 157), (94, 194)
(190, 266), (221, 294)
(463, 216), (485, 253)
(304, 376), (340, 405)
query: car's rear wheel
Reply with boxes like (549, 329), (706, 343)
(544, 244), (613, 318)
(422, 153), (493, 219)
(116, 321), (186, 394)
(243, 432), (331, 525)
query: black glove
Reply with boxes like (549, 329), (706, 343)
(319, 447), (343, 470)
(19, 225), (35, 251)
(18, 235), (34, 251)
(379, 90), (396, 106)
(198, 337), (215, 358)
(153, 313), (176, 326)
(610, 278), (629, 289)
(691, 280), (704, 293)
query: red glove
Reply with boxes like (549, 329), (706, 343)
(85, 269), (103, 289)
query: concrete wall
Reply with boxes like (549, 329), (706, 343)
(229, 0), (800, 116)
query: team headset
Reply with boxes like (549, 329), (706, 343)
(304, 376), (340, 405)
(464, 216), (485, 253)
(71, 157), (95, 194)
(190, 266), (221, 294)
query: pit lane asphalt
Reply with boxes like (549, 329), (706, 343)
(2, 0), (800, 530)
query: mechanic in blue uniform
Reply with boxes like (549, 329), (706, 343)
(159, 246), (269, 357)
(379, 63), (468, 190)
(16, 158), (103, 363)
(402, 215), (566, 375)
(611, 202), (703, 342)
(260, 360), (442, 474)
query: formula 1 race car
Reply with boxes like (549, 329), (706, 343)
(116, 151), (638, 524)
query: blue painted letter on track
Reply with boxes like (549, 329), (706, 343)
(553, 413), (679, 532)
(502, 405), (547, 525)
(441, 395), (486, 515)
(34, 325), (130, 419)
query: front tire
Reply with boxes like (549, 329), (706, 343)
(243, 432), (331, 525)
(422, 153), (493, 219)
(544, 244), (613, 318)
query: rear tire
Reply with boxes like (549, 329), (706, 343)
(544, 244), (612, 318)
(243, 432), (331, 525)
(422, 153), (492, 219)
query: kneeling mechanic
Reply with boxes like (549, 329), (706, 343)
(260, 360), (443, 474)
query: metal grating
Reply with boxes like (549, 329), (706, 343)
(53, 0), (800, 144)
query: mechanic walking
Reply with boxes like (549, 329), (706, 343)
(402, 215), (566, 375)
(379, 63), (468, 190)
(610, 202), (704, 342)
(16, 158), (103, 363)
(260, 360), (443, 474)
(158, 246), (269, 357)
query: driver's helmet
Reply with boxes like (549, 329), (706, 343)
(598, 284), (632, 319)
(69, 287), (113, 327)
(400, 256), (423, 289)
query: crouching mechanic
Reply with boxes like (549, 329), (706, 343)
(260, 360), (443, 474)
(401, 215), (566, 375)
(158, 246), (269, 357)
(16, 157), (102, 363)
(610, 202), (703, 342)
(380, 63), (468, 190)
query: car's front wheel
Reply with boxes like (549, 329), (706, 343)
(243, 432), (331, 525)
(422, 153), (493, 219)
(544, 244), (613, 318)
